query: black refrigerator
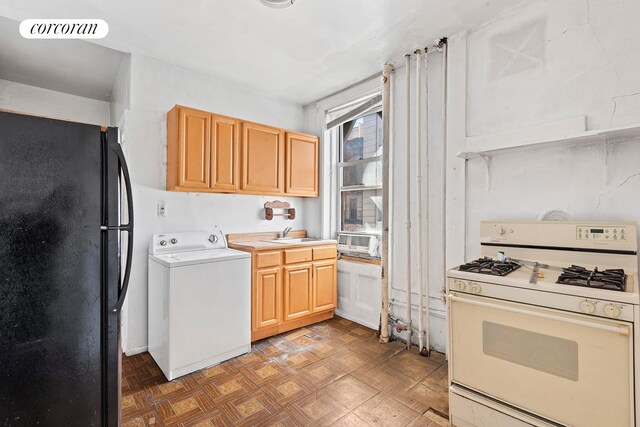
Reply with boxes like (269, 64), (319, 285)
(0, 111), (133, 426)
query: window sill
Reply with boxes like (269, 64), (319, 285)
(339, 255), (381, 265)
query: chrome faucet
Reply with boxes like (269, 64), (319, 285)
(282, 227), (292, 238)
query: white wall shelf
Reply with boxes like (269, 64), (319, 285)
(458, 124), (640, 160)
(457, 123), (640, 189)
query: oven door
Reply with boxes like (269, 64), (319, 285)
(448, 292), (634, 427)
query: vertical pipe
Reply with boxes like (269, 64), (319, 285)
(440, 38), (449, 305)
(380, 63), (393, 344)
(404, 54), (412, 350)
(415, 49), (424, 353)
(388, 64), (395, 328)
(423, 48), (431, 357)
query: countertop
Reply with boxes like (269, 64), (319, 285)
(229, 239), (337, 251)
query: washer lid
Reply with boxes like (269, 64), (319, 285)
(149, 248), (250, 268)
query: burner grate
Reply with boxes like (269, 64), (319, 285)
(458, 257), (522, 276)
(556, 265), (626, 292)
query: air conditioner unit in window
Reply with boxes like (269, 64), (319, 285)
(337, 232), (380, 259)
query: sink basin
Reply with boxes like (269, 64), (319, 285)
(262, 237), (323, 244)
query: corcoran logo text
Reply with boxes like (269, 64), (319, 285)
(19, 19), (109, 39)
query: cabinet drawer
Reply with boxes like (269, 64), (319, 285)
(313, 246), (336, 260)
(284, 248), (313, 264)
(255, 251), (281, 268)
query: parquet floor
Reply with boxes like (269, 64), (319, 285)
(121, 317), (450, 427)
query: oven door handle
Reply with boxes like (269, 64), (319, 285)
(448, 293), (630, 336)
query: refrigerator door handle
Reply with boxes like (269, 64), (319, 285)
(109, 136), (134, 314)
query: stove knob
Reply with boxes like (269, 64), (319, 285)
(604, 304), (621, 318)
(470, 283), (482, 294)
(159, 240), (167, 246)
(171, 238), (178, 244)
(453, 280), (466, 291)
(579, 300), (596, 314)
(497, 226), (507, 236)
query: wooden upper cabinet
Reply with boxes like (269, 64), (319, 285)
(312, 259), (337, 312)
(167, 106), (211, 190)
(167, 105), (318, 197)
(283, 263), (313, 322)
(241, 122), (284, 194)
(211, 115), (239, 191)
(285, 132), (319, 197)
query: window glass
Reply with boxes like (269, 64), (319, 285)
(341, 189), (382, 233)
(338, 109), (383, 240)
(341, 113), (382, 161)
(342, 160), (382, 187)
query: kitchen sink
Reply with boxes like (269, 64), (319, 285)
(262, 237), (324, 244)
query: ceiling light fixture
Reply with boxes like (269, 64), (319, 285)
(260, 0), (296, 9)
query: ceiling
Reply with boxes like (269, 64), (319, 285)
(0, 0), (526, 105)
(0, 16), (125, 101)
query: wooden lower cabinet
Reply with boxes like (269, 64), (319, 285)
(254, 267), (281, 330)
(249, 245), (337, 341)
(283, 264), (313, 321)
(312, 259), (337, 312)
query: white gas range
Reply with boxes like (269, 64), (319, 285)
(446, 221), (639, 427)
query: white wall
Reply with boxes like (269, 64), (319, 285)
(336, 260), (381, 330)
(303, 0), (640, 355)
(449, 0), (640, 261)
(109, 54), (131, 128)
(388, 54), (448, 353)
(0, 78), (111, 125)
(122, 54), (308, 354)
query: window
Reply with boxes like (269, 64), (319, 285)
(339, 111), (382, 234)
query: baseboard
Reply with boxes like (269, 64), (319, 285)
(334, 310), (379, 330)
(124, 345), (148, 356)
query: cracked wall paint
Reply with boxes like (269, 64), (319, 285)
(466, 0), (640, 135)
(461, 0), (640, 268)
(466, 138), (640, 261)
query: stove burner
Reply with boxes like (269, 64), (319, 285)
(458, 257), (522, 276)
(557, 265), (626, 292)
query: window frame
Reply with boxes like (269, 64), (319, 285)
(337, 109), (383, 236)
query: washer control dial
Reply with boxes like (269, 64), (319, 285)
(579, 300), (596, 314)
(603, 304), (621, 318)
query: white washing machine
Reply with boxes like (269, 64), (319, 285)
(148, 230), (251, 380)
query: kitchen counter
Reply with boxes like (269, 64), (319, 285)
(228, 238), (337, 251)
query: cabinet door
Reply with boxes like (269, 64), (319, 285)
(211, 115), (239, 191)
(283, 263), (313, 321)
(178, 107), (211, 189)
(285, 132), (318, 196)
(254, 267), (281, 330)
(312, 260), (337, 312)
(241, 122), (284, 194)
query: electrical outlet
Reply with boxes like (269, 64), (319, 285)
(158, 201), (167, 217)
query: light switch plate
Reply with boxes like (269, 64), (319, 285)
(158, 201), (167, 217)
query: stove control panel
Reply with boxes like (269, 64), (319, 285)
(451, 279), (482, 294)
(576, 225), (627, 241)
(447, 275), (636, 321)
(577, 299), (629, 319)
